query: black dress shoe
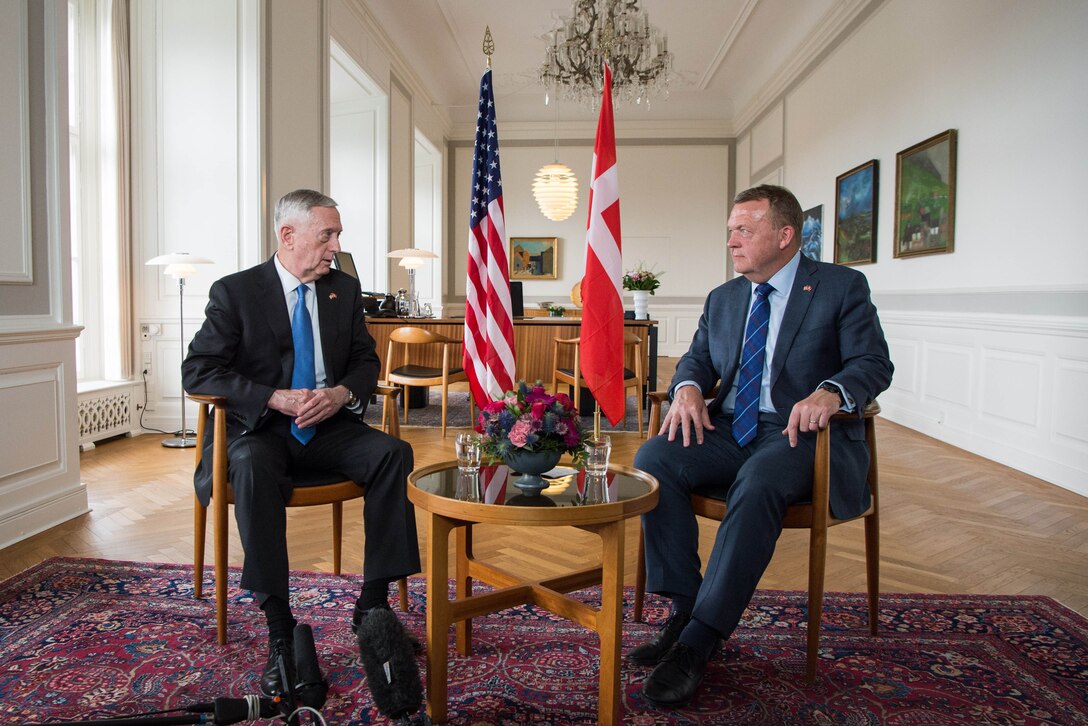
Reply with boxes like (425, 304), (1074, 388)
(260, 637), (296, 698)
(642, 643), (707, 707)
(353, 603), (422, 654)
(627, 611), (691, 666)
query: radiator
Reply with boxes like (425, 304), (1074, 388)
(78, 382), (140, 450)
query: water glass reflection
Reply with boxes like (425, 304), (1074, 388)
(584, 435), (611, 475)
(581, 472), (609, 505)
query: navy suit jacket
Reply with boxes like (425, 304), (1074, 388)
(181, 257), (380, 503)
(670, 254), (893, 519)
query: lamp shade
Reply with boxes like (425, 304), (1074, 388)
(146, 252), (214, 279)
(387, 248), (438, 260)
(532, 163), (579, 222)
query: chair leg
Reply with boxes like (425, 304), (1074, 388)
(214, 497), (229, 646)
(440, 381), (449, 437)
(634, 523), (647, 623)
(634, 384), (644, 436)
(865, 511), (880, 636)
(402, 386), (410, 425)
(397, 577), (409, 612)
(332, 502), (344, 575)
(194, 495), (207, 599)
(805, 527), (829, 683)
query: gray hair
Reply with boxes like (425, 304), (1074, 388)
(273, 189), (338, 235)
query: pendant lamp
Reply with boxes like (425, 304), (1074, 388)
(532, 100), (579, 222)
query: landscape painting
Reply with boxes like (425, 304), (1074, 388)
(801, 205), (823, 261)
(895, 129), (957, 258)
(834, 160), (878, 265)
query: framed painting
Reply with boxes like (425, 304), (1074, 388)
(895, 129), (957, 258)
(509, 237), (558, 280)
(834, 160), (879, 266)
(801, 204), (823, 261)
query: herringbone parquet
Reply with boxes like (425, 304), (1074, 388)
(2, 399), (1085, 618)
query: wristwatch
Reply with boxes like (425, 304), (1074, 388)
(345, 389), (358, 408)
(818, 382), (845, 406)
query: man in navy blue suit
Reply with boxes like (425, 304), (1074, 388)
(182, 189), (420, 698)
(630, 185), (893, 706)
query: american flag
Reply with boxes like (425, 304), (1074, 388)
(464, 68), (516, 409)
(579, 63), (625, 426)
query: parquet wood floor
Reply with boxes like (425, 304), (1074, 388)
(3, 398), (1086, 618)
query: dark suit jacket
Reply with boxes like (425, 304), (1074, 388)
(670, 253), (893, 519)
(181, 257), (380, 503)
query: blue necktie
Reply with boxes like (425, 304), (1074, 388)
(291, 284), (316, 444)
(732, 282), (774, 447)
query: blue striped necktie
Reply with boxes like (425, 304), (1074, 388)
(732, 282), (774, 447)
(291, 284), (316, 444)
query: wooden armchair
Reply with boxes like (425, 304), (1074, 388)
(190, 385), (408, 645)
(636, 389), (881, 682)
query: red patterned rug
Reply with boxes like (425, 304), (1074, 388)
(1, 558), (1086, 725)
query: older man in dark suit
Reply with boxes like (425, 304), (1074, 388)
(630, 185), (893, 706)
(182, 189), (420, 697)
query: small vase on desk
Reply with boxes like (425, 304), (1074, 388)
(632, 290), (650, 320)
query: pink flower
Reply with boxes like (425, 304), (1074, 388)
(531, 401), (547, 420)
(484, 400), (506, 415)
(508, 418), (534, 448)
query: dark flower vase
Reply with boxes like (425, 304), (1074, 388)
(503, 449), (563, 496)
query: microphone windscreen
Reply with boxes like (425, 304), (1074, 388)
(293, 623), (329, 710)
(355, 607), (422, 719)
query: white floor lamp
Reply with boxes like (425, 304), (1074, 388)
(146, 252), (214, 448)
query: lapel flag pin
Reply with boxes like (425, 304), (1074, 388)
(328, 292), (337, 300)
(803, 285), (813, 292)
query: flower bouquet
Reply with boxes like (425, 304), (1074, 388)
(476, 382), (587, 493)
(622, 263), (663, 295)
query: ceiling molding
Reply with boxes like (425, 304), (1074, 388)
(733, 0), (886, 134)
(698, 0), (760, 90)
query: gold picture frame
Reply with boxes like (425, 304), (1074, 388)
(509, 237), (558, 280)
(894, 129), (957, 258)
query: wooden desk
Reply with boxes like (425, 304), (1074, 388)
(408, 461), (659, 725)
(366, 317), (658, 389)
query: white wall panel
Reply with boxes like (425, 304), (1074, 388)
(0, 0), (32, 283)
(1053, 359), (1088, 447)
(924, 345), (972, 408)
(980, 350), (1043, 428)
(0, 370), (60, 479)
(750, 102), (783, 174)
(885, 338), (918, 394)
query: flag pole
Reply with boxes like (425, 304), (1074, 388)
(594, 404), (601, 439)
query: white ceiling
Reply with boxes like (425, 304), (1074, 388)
(357, 0), (883, 134)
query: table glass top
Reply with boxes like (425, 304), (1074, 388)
(413, 465), (652, 508)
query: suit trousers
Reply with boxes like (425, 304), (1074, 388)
(633, 411), (816, 640)
(225, 415), (421, 602)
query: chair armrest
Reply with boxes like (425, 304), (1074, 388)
(187, 393), (226, 407)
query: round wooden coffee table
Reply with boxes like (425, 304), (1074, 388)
(408, 461), (658, 725)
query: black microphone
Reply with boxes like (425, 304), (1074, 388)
(293, 623), (329, 710)
(186, 695), (280, 724)
(356, 607), (423, 720)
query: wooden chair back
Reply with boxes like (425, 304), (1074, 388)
(383, 326), (471, 436)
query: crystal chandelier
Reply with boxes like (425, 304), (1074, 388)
(540, 0), (672, 107)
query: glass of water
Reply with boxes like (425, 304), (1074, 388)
(584, 434), (611, 476)
(455, 433), (482, 473)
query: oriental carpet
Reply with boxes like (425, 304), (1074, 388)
(1, 558), (1086, 724)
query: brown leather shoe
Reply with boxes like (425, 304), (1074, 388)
(627, 611), (691, 666)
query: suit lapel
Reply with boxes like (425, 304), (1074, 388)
(721, 279), (751, 381)
(256, 259), (295, 386)
(769, 255), (819, 388)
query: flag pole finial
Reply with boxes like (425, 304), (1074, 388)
(483, 26), (495, 68)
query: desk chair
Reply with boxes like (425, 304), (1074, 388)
(550, 331), (646, 434)
(635, 391), (881, 682)
(383, 327), (473, 437)
(190, 385), (409, 645)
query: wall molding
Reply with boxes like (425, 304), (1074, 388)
(0, 0), (33, 284)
